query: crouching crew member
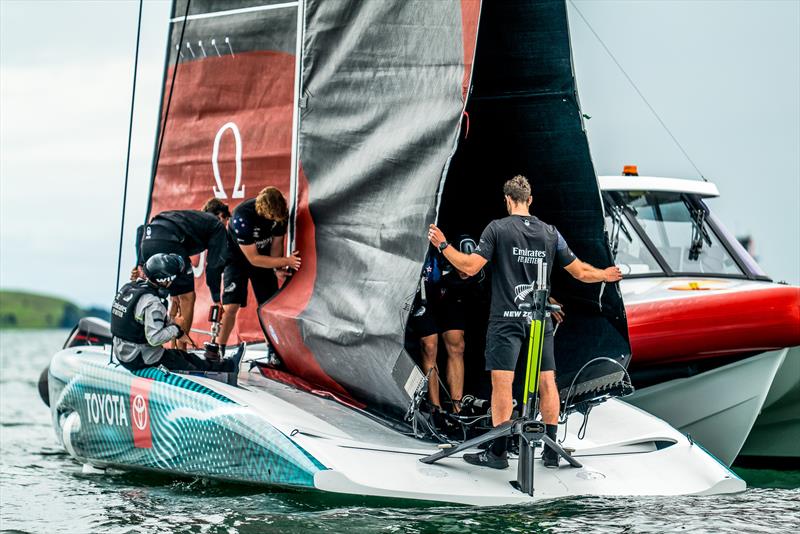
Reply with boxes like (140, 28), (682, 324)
(218, 187), (302, 346)
(428, 175), (622, 469)
(137, 199), (231, 348)
(412, 237), (483, 415)
(112, 253), (239, 373)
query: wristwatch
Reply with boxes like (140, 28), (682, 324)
(438, 241), (449, 252)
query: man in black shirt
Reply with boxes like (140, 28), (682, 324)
(218, 186), (301, 346)
(428, 175), (621, 469)
(137, 198), (231, 348)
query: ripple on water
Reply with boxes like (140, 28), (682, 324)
(1, 330), (798, 533)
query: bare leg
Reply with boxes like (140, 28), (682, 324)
(218, 303), (241, 347)
(174, 292), (196, 350)
(538, 370), (560, 425)
(420, 334), (440, 408)
(442, 329), (465, 411)
(490, 370), (515, 426)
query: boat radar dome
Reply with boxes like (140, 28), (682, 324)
(623, 165), (639, 176)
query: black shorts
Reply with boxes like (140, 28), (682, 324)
(409, 293), (466, 338)
(222, 255), (278, 307)
(139, 238), (194, 297)
(484, 319), (555, 373)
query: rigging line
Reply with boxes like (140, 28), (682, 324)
(147, 0), (192, 228)
(114, 0), (144, 291)
(568, 0), (707, 181)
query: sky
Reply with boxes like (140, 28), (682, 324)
(1, 0), (798, 308)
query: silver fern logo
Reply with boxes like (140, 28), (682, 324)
(514, 283), (535, 302)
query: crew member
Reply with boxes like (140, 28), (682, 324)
(218, 187), (301, 346)
(112, 253), (241, 372)
(428, 175), (622, 469)
(136, 198), (232, 348)
(412, 237), (482, 415)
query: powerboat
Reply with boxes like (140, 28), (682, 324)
(42, 0), (745, 503)
(599, 171), (800, 466)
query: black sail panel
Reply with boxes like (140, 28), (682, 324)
(438, 0), (631, 401)
(262, 0), (480, 418)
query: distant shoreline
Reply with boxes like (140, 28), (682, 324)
(0, 290), (109, 329)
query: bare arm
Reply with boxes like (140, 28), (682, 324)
(428, 224), (487, 276)
(239, 242), (301, 270)
(563, 259), (622, 283)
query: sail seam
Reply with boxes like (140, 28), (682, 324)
(169, 2), (298, 23)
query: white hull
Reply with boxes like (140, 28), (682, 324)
(740, 346), (800, 459)
(48, 346), (744, 505)
(624, 349), (787, 466)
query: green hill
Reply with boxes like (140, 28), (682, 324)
(0, 290), (109, 329)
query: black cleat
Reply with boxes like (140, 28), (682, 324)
(542, 445), (559, 469)
(463, 449), (509, 469)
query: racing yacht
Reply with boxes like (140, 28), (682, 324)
(600, 170), (800, 466)
(42, 0), (745, 503)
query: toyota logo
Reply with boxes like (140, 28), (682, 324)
(132, 394), (148, 431)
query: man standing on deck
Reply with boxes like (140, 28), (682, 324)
(427, 175), (622, 469)
(136, 198), (232, 349)
(113, 253), (242, 373)
(218, 186), (301, 346)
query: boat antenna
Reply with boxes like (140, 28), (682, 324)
(114, 0), (145, 291)
(568, 0), (707, 181)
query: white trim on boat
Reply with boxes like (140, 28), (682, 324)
(599, 175), (720, 198)
(169, 2), (299, 23)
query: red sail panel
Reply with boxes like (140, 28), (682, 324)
(147, 0), (299, 342)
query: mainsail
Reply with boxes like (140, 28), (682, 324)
(148, 0), (630, 422)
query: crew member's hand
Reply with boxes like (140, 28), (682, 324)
(549, 297), (565, 324)
(284, 250), (301, 270)
(604, 266), (623, 282)
(275, 267), (292, 286)
(178, 333), (197, 349)
(428, 224), (446, 248)
(130, 266), (143, 281)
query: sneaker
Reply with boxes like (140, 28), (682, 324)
(542, 445), (559, 469)
(225, 343), (246, 385)
(463, 449), (509, 469)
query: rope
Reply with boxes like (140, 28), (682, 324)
(146, 0), (192, 226)
(568, 0), (707, 181)
(114, 0), (144, 291)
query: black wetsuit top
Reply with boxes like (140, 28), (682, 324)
(475, 215), (576, 322)
(138, 210), (229, 302)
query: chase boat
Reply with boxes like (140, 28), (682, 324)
(599, 172), (800, 466)
(43, 0), (744, 504)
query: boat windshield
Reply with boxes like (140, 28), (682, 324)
(604, 206), (663, 276)
(619, 192), (743, 276)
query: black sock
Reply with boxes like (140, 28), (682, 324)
(490, 436), (508, 456)
(545, 424), (558, 448)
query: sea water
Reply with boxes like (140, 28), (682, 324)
(1, 330), (798, 533)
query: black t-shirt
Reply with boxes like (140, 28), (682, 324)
(228, 198), (287, 260)
(475, 215), (576, 322)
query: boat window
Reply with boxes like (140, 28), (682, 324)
(622, 192), (743, 276)
(604, 207), (663, 276)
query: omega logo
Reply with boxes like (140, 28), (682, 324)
(132, 394), (149, 431)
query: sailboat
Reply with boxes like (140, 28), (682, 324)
(42, 0), (743, 504)
(598, 170), (800, 466)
